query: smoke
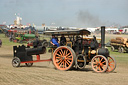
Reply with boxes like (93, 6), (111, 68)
(77, 10), (103, 27)
(76, 10), (121, 27)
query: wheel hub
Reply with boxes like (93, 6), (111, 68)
(97, 63), (100, 66)
(97, 63), (102, 67)
(62, 56), (66, 60)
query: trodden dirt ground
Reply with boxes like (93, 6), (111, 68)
(0, 34), (128, 85)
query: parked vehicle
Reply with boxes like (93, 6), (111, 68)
(14, 34), (36, 43)
(110, 37), (128, 53)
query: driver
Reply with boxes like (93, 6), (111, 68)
(60, 34), (66, 46)
(50, 35), (60, 47)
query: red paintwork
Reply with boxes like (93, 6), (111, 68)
(8, 30), (17, 32)
(119, 29), (123, 32)
(21, 59), (52, 63)
(27, 43), (33, 46)
(37, 55), (40, 60)
(0, 25), (6, 26)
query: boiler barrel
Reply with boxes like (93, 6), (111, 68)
(26, 46), (46, 55)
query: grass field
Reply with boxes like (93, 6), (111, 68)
(0, 33), (128, 85)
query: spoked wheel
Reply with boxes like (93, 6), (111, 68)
(118, 47), (124, 53)
(12, 57), (21, 67)
(75, 54), (86, 69)
(91, 55), (108, 73)
(53, 46), (76, 71)
(25, 63), (33, 67)
(111, 46), (115, 52)
(106, 56), (116, 72)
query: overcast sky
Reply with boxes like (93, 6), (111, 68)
(0, 0), (128, 27)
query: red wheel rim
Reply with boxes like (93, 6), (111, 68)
(91, 55), (108, 72)
(53, 47), (74, 70)
(106, 56), (116, 72)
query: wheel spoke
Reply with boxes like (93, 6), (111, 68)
(109, 65), (112, 70)
(59, 51), (62, 56)
(109, 61), (114, 64)
(60, 49), (64, 55)
(93, 61), (97, 64)
(93, 65), (97, 68)
(59, 62), (63, 68)
(108, 57), (111, 62)
(65, 60), (70, 66)
(65, 50), (68, 55)
(67, 60), (71, 64)
(66, 55), (72, 58)
(109, 64), (114, 67)
(56, 54), (61, 57)
(100, 57), (104, 62)
(98, 66), (101, 71)
(101, 61), (106, 64)
(63, 61), (64, 68)
(56, 57), (62, 61)
(94, 58), (98, 63)
(100, 66), (103, 70)
(67, 58), (72, 60)
(66, 53), (71, 57)
(93, 64), (97, 66)
(65, 60), (67, 68)
(57, 60), (62, 65)
(56, 57), (61, 59)
(96, 66), (99, 70)
(63, 50), (66, 56)
(98, 57), (101, 62)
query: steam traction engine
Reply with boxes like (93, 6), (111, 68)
(12, 26), (116, 73)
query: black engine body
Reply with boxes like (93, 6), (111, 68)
(98, 48), (109, 57)
(13, 45), (46, 62)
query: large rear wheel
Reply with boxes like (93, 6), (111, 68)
(91, 55), (108, 73)
(106, 56), (116, 72)
(53, 46), (76, 71)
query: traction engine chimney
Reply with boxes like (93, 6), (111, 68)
(101, 26), (105, 48)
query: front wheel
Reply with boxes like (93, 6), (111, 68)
(12, 57), (21, 67)
(91, 55), (108, 73)
(106, 56), (116, 72)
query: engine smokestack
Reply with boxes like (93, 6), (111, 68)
(101, 26), (105, 48)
